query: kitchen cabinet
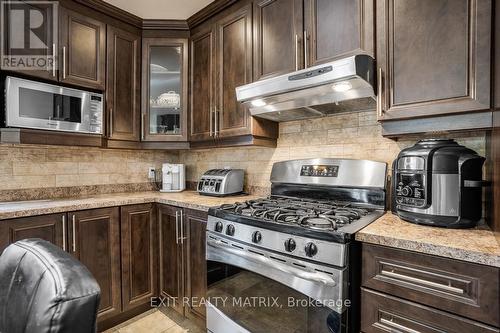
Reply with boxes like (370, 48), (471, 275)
(158, 204), (185, 314)
(68, 207), (121, 321)
(361, 288), (499, 333)
(304, 0), (374, 67)
(253, 0), (303, 80)
(216, 4), (254, 139)
(106, 25), (141, 142)
(1, 1), (58, 82)
(157, 204), (207, 326)
(142, 38), (189, 142)
(120, 204), (157, 312)
(361, 244), (500, 329)
(253, 0), (374, 79)
(190, 27), (215, 142)
(190, 4), (278, 147)
(2, 3), (106, 91)
(0, 213), (66, 253)
(59, 7), (106, 90)
(183, 208), (208, 327)
(376, 0), (492, 122)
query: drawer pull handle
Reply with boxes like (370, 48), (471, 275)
(381, 270), (464, 294)
(380, 318), (422, 333)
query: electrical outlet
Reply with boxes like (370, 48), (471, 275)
(148, 167), (156, 179)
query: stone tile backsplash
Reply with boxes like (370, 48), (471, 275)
(0, 145), (178, 190)
(0, 110), (487, 197)
(179, 111), (487, 190)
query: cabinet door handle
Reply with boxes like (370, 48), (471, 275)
(295, 34), (299, 71)
(62, 215), (67, 251)
(381, 270), (465, 294)
(209, 107), (213, 137)
(379, 318), (421, 333)
(71, 215), (76, 252)
(109, 108), (113, 138)
(141, 113), (145, 140)
(214, 108), (219, 138)
(377, 67), (384, 118)
(52, 43), (56, 77)
(304, 30), (309, 68)
(175, 211), (179, 244)
(180, 210), (185, 244)
(62, 46), (67, 79)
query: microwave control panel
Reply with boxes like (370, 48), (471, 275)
(395, 173), (426, 207)
(89, 94), (103, 134)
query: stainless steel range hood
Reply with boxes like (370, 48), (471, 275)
(236, 54), (376, 122)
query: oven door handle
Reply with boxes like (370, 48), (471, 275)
(207, 238), (337, 287)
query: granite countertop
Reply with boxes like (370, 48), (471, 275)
(1, 193), (499, 268)
(356, 212), (500, 268)
(0, 191), (261, 220)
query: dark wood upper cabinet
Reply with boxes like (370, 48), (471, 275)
(190, 4), (279, 147)
(253, 0), (304, 80)
(216, 4), (253, 138)
(142, 38), (189, 142)
(183, 208), (207, 327)
(59, 7), (106, 90)
(157, 204), (184, 315)
(376, 0), (492, 121)
(190, 27), (215, 142)
(106, 26), (141, 142)
(68, 207), (121, 321)
(0, 213), (66, 253)
(120, 204), (157, 312)
(304, 0), (374, 66)
(1, 1), (59, 82)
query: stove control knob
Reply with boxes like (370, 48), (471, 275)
(226, 224), (235, 236)
(214, 221), (223, 233)
(305, 243), (318, 257)
(401, 186), (412, 197)
(284, 238), (296, 252)
(252, 231), (262, 244)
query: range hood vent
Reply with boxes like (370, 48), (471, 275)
(236, 54), (376, 122)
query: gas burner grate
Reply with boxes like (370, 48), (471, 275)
(220, 196), (371, 231)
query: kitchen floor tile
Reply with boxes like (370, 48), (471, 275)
(102, 309), (201, 333)
(118, 311), (177, 333)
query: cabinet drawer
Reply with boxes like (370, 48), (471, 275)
(362, 244), (499, 327)
(361, 288), (499, 333)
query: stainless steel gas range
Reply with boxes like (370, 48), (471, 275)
(205, 159), (387, 333)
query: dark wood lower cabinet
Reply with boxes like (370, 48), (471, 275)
(361, 288), (499, 333)
(183, 208), (207, 327)
(158, 204), (185, 314)
(68, 207), (122, 322)
(361, 243), (500, 332)
(120, 204), (157, 312)
(157, 205), (207, 327)
(0, 204), (208, 330)
(0, 213), (66, 253)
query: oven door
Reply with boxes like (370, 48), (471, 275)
(5, 76), (103, 134)
(206, 232), (349, 333)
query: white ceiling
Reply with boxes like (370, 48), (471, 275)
(103, 0), (215, 20)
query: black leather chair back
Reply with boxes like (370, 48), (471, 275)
(0, 239), (100, 333)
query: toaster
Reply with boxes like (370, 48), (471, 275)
(393, 139), (488, 228)
(198, 169), (244, 196)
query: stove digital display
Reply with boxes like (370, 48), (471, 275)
(300, 165), (339, 177)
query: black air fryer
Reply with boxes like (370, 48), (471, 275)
(392, 139), (488, 228)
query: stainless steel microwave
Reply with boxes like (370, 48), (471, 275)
(4, 76), (103, 134)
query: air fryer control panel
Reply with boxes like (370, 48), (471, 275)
(395, 156), (426, 208)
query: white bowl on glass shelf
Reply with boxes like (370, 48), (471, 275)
(156, 91), (180, 108)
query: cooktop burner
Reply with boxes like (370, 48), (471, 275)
(218, 196), (372, 232)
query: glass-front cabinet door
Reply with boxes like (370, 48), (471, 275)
(142, 38), (188, 141)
